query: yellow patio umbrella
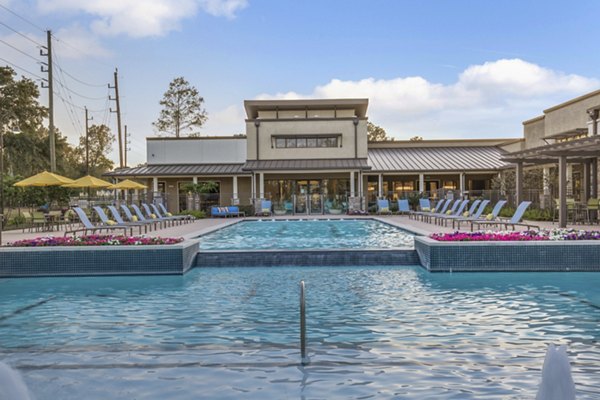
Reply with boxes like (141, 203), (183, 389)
(108, 179), (147, 190)
(62, 175), (112, 188)
(13, 171), (74, 187)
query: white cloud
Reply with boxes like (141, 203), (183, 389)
(203, 104), (245, 135)
(257, 59), (600, 139)
(37, 0), (247, 37)
(53, 24), (112, 59)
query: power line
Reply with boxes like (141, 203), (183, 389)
(0, 20), (44, 47)
(0, 55), (45, 81)
(51, 33), (114, 69)
(54, 62), (106, 88)
(0, 3), (44, 32)
(0, 37), (40, 63)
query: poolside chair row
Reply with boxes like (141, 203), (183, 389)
(65, 203), (194, 237)
(407, 198), (539, 231)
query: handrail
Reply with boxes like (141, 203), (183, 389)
(300, 280), (309, 365)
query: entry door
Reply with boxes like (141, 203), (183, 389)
(425, 180), (439, 197)
(296, 180), (309, 214)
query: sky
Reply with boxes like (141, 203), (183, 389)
(1, 0), (600, 166)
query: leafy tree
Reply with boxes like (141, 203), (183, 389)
(0, 66), (47, 133)
(153, 77), (208, 137)
(74, 124), (115, 176)
(367, 122), (389, 141)
(409, 136), (423, 141)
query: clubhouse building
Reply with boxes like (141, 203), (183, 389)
(106, 92), (600, 225)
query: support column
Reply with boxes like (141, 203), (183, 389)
(350, 171), (355, 197)
(566, 163), (573, 196)
(592, 158), (598, 198)
(542, 167), (551, 210)
(233, 176), (238, 201)
(259, 172), (265, 199)
(559, 156), (567, 228)
(152, 177), (158, 193)
(378, 174), (383, 198)
(192, 176), (198, 184)
(418, 173), (425, 193)
(516, 162), (523, 205)
(459, 172), (465, 195)
(584, 162), (591, 201)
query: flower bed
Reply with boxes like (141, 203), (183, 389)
(430, 229), (600, 242)
(6, 235), (184, 247)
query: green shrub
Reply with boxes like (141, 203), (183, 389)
(177, 210), (206, 219)
(10, 213), (26, 226)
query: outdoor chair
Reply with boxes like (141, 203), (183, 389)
(376, 199), (392, 215)
(124, 204), (161, 230)
(584, 198), (599, 224)
(396, 199), (410, 215)
(21, 211), (47, 232)
(158, 203), (195, 221)
(93, 206), (143, 235)
(107, 205), (148, 233)
(452, 199), (490, 229)
(426, 199), (460, 224)
(418, 199), (451, 222)
(151, 204), (190, 223)
(140, 203), (174, 227)
(461, 200), (507, 230)
(408, 198), (432, 220)
(471, 201), (538, 231)
(65, 207), (131, 237)
(440, 199), (481, 226)
(434, 199), (470, 226)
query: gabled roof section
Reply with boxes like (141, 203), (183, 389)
(105, 164), (247, 177)
(243, 158), (371, 171)
(368, 146), (508, 172)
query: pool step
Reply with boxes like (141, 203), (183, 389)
(195, 249), (419, 268)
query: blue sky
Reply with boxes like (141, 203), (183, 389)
(1, 0), (599, 166)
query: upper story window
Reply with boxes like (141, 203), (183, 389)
(273, 135), (341, 148)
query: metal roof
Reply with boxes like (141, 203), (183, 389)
(243, 158), (371, 171)
(367, 146), (508, 172)
(104, 164), (246, 177)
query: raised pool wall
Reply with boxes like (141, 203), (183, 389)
(415, 236), (600, 272)
(0, 240), (199, 277)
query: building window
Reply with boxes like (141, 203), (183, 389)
(273, 135), (340, 148)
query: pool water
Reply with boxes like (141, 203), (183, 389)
(1, 267), (599, 399)
(197, 219), (415, 250)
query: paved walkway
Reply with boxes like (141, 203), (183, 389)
(2, 215), (598, 245)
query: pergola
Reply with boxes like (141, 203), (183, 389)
(502, 131), (600, 228)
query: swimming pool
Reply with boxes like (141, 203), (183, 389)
(1, 266), (598, 399)
(197, 219), (414, 250)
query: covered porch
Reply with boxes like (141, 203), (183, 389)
(503, 134), (600, 228)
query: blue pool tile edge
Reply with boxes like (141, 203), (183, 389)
(415, 236), (600, 272)
(0, 240), (200, 277)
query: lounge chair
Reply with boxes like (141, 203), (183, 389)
(256, 200), (272, 216)
(438, 199), (481, 226)
(93, 206), (143, 235)
(409, 198), (432, 220)
(142, 203), (179, 226)
(65, 207), (131, 237)
(119, 204), (156, 230)
(434, 199), (470, 226)
(21, 211), (47, 232)
(158, 203), (194, 221)
(151, 204), (191, 223)
(471, 201), (538, 231)
(456, 200), (506, 230)
(107, 205), (149, 233)
(425, 199), (459, 223)
(396, 199), (410, 215)
(131, 204), (167, 229)
(452, 199), (490, 229)
(417, 199), (451, 222)
(376, 199), (392, 215)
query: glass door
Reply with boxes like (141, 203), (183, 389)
(296, 180), (309, 214)
(309, 180), (322, 214)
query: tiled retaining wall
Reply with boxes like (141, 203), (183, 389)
(0, 240), (199, 277)
(415, 237), (600, 272)
(196, 249), (419, 267)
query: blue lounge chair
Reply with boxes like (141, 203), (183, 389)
(418, 199), (450, 222)
(93, 206), (143, 235)
(107, 205), (149, 233)
(132, 204), (167, 228)
(151, 204), (190, 223)
(434, 199), (470, 226)
(452, 199), (490, 229)
(438, 199), (481, 226)
(409, 198), (432, 219)
(256, 200), (272, 216)
(158, 203), (194, 221)
(426, 199), (459, 222)
(397, 199), (410, 215)
(376, 199), (392, 215)
(456, 200), (505, 230)
(142, 203), (178, 226)
(65, 207), (130, 236)
(471, 201), (538, 231)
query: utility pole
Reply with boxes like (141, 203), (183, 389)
(109, 68), (123, 168)
(124, 125), (130, 168)
(40, 30), (56, 172)
(85, 107), (93, 175)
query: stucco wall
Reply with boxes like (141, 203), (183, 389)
(147, 138), (246, 164)
(544, 92), (600, 137)
(246, 119), (368, 160)
(523, 117), (546, 149)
